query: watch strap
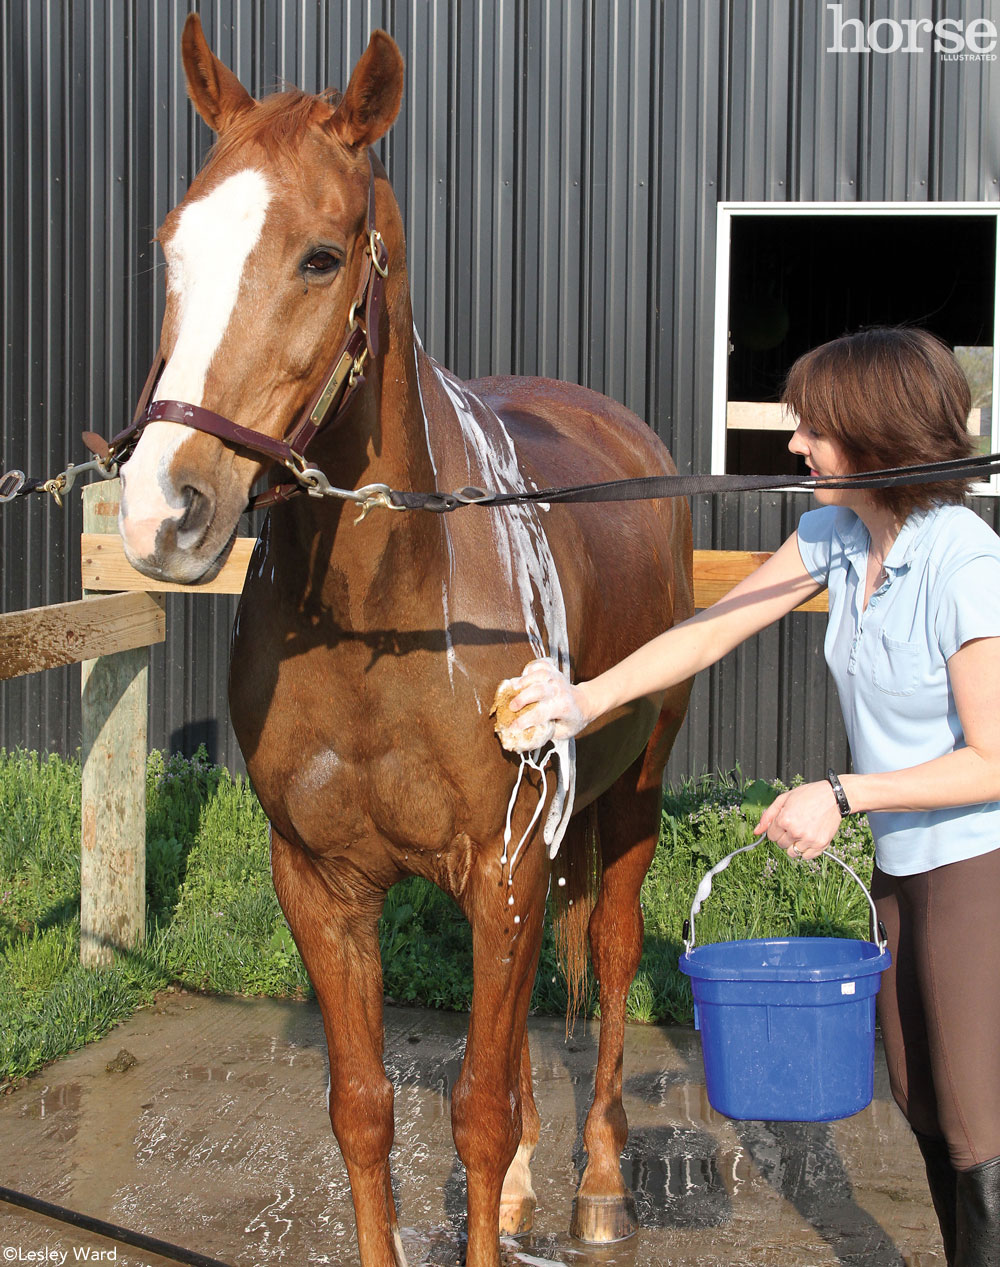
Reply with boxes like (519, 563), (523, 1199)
(827, 769), (852, 817)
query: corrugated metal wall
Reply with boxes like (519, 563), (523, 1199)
(2, 0), (999, 784)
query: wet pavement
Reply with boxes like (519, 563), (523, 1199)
(0, 994), (943, 1267)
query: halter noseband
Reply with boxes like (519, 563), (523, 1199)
(86, 155), (389, 512)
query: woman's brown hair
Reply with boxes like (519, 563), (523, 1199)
(781, 327), (976, 520)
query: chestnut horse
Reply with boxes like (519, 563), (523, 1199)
(117, 15), (693, 1267)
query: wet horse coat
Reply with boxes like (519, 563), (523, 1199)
(118, 16), (694, 1267)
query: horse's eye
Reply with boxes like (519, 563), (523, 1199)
(301, 249), (341, 277)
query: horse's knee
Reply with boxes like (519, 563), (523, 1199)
(329, 1071), (395, 1169)
(452, 1076), (521, 1174)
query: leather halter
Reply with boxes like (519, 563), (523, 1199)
(85, 156), (388, 512)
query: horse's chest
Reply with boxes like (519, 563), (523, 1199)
(267, 728), (459, 859)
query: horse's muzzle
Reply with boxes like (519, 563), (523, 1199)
(119, 465), (228, 583)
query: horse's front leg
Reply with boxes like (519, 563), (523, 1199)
(452, 831), (548, 1267)
(270, 829), (406, 1267)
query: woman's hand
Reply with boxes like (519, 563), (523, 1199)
(500, 659), (595, 747)
(754, 780), (843, 860)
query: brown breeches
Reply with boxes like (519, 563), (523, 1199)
(872, 849), (1000, 1171)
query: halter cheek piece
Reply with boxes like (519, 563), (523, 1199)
(85, 156), (389, 514)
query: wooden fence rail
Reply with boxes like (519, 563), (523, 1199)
(0, 591), (164, 679)
(1, 478), (827, 967)
(80, 535), (830, 612)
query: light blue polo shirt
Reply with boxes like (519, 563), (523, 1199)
(796, 502), (1000, 876)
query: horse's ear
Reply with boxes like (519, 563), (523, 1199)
(329, 30), (404, 149)
(181, 12), (255, 134)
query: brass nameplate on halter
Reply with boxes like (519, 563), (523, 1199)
(309, 350), (356, 427)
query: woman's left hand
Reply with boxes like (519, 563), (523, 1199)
(754, 781), (843, 860)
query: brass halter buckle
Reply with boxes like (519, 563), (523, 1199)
(367, 229), (388, 278)
(348, 348), (369, 391)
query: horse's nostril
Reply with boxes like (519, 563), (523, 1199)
(177, 484), (215, 543)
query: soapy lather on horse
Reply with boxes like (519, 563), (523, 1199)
(115, 16), (693, 1267)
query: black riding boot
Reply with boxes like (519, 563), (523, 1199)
(915, 1132), (958, 1265)
(955, 1155), (1000, 1267)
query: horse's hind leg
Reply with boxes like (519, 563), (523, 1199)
(499, 1032), (540, 1234)
(571, 727), (675, 1243)
(270, 829), (406, 1267)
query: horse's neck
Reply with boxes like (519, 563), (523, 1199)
(274, 318), (449, 612)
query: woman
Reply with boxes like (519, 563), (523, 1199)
(501, 328), (1000, 1267)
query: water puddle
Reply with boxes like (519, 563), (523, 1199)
(21, 1082), (83, 1118)
(0, 996), (943, 1266)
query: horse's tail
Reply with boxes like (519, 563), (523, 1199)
(552, 800), (602, 1032)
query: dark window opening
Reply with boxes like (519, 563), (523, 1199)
(724, 214), (996, 475)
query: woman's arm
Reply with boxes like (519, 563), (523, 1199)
(758, 635), (1000, 859)
(503, 530), (823, 742)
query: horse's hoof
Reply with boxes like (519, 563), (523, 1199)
(569, 1192), (638, 1243)
(498, 1194), (536, 1235)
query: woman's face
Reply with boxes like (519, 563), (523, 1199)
(788, 418), (856, 507)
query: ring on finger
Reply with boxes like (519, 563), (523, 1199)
(791, 843), (804, 858)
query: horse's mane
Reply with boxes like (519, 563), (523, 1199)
(207, 87), (341, 167)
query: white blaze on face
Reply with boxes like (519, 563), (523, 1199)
(121, 169), (271, 540)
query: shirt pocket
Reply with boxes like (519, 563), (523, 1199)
(872, 631), (921, 697)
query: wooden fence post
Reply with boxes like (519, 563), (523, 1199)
(80, 480), (150, 967)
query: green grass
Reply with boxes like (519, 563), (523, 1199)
(0, 749), (875, 1087)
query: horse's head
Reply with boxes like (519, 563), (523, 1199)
(118, 13), (403, 582)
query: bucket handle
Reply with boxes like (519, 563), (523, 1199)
(682, 834), (887, 956)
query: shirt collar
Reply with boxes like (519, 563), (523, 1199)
(833, 506), (933, 578)
(885, 508), (932, 570)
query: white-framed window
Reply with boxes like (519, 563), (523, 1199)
(712, 203), (1000, 495)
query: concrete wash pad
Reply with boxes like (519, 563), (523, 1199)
(0, 994), (943, 1266)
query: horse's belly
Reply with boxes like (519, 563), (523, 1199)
(572, 695), (662, 810)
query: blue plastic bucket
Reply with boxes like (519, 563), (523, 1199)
(678, 838), (891, 1122)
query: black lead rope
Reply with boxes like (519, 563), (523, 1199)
(0, 1183), (234, 1267)
(384, 451), (1000, 513)
(4, 451), (1000, 514)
